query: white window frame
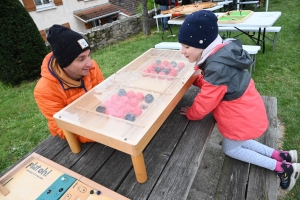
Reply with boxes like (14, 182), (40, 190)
(92, 19), (101, 28)
(34, 0), (56, 12)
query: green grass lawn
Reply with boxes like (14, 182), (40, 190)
(1, 0), (300, 198)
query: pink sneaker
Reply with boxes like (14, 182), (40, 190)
(280, 150), (298, 163)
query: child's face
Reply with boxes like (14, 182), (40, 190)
(180, 44), (203, 63)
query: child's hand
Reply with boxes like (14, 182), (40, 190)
(180, 106), (190, 115)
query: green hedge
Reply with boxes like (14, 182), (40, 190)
(0, 0), (47, 85)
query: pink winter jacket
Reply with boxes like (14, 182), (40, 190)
(186, 40), (268, 140)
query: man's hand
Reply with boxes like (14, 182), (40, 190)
(180, 106), (190, 115)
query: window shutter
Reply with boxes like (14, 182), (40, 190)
(100, 18), (106, 25)
(22, 0), (36, 12)
(85, 22), (93, 29)
(54, 0), (63, 6)
(40, 30), (47, 42)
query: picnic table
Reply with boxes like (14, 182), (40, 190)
(168, 11), (282, 53)
(0, 93), (279, 199)
(0, 85), (215, 199)
(153, 2), (225, 39)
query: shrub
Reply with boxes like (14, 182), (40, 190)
(0, 0), (47, 85)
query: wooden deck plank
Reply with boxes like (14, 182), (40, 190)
(70, 143), (115, 179)
(92, 150), (133, 190)
(35, 134), (70, 158)
(246, 96), (278, 200)
(214, 158), (250, 200)
(148, 114), (215, 200)
(50, 142), (94, 168)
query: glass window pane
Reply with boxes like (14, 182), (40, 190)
(34, 0), (42, 5)
(35, 0), (51, 5)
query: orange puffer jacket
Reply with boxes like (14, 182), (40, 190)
(34, 53), (104, 143)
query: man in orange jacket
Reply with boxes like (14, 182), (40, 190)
(34, 25), (105, 143)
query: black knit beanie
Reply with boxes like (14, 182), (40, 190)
(47, 25), (90, 68)
(178, 10), (218, 49)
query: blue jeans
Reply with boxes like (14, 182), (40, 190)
(160, 5), (169, 30)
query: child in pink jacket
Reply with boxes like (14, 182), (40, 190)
(178, 10), (300, 191)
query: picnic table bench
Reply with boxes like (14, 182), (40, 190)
(0, 86), (215, 200)
(218, 26), (281, 50)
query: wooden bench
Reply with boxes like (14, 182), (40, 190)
(237, 1), (260, 11)
(214, 96), (278, 199)
(242, 45), (261, 75)
(154, 42), (260, 76)
(219, 26), (281, 50)
(0, 86), (215, 200)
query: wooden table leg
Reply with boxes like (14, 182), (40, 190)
(63, 130), (81, 154)
(0, 183), (10, 196)
(131, 153), (147, 183)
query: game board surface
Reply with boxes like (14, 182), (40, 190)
(0, 153), (129, 200)
(161, 2), (217, 15)
(218, 10), (253, 24)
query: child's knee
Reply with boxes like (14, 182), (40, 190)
(222, 145), (239, 157)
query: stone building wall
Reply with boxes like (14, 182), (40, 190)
(82, 10), (158, 51)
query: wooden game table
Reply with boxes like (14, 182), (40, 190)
(161, 2), (218, 15)
(53, 48), (199, 184)
(0, 153), (129, 199)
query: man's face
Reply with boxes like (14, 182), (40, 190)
(63, 49), (92, 80)
(180, 44), (203, 63)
